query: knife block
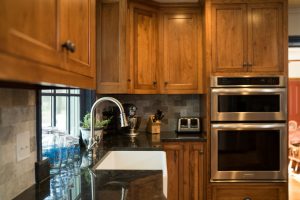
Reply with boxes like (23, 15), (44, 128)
(146, 115), (161, 134)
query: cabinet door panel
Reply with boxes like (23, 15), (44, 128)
(163, 144), (184, 200)
(162, 13), (199, 92)
(248, 3), (283, 73)
(61, 0), (95, 77)
(131, 7), (158, 93)
(96, 0), (128, 93)
(0, 0), (60, 67)
(211, 4), (247, 73)
(190, 143), (204, 200)
(212, 186), (282, 200)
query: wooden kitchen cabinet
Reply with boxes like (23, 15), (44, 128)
(161, 9), (203, 94)
(0, 0), (95, 89)
(128, 3), (159, 94)
(210, 2), (285, 74)
(210, 184), (287, 200)
(163, 142), (206, 200)
(96, 0), (128, 93)
(97, 1), (204, 94)
(60, 0), (95, 77)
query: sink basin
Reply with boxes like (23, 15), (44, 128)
(94, 151), (168, 198)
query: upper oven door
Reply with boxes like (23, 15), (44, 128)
(211, 88), (287, 121)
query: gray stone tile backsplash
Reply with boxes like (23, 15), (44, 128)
(97, 94), (203, 132)
(0, 89), (36, 200)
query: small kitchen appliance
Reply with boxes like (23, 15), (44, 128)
(177, 117), (201, 133)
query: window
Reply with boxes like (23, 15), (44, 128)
(41, 89), (81, 137)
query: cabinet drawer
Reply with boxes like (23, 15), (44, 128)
(213, 187), (281, 200)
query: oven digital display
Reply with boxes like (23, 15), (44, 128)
(218, 130), (280, 171)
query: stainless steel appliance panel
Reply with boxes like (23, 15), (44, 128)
(211, 123), (288, 182)
(211, 88), (287, 121)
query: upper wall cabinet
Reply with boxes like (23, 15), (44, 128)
(160, 9), (203, 94)
(209, 1), (286, 75)
(96, 0), (128, 94)
(97, 0), (204, 94)
(128, 3), (159, 94)
(0, 0), (95, 89)
(60, 0), (95, 77)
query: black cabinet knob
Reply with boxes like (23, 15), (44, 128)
(62, 40), (76, 53)
(153, 81), (157, 85)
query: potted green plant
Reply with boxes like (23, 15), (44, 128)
(80, 113), (112, 148)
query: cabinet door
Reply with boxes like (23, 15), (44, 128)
(190, 143), (205, 200)
(211, 185), (285, 200)
(0, 0), (60, 68)
(60, 0), (95, 77)
(161, 12), (201, 93)
(247, 3), (283, 73)
(211, 4), (247, 73)
(129, 4), (158, 94)
(96, 0), (128, 93)
(163, 143), (184, 200)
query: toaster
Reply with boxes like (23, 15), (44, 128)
(177, 117), (201, 133)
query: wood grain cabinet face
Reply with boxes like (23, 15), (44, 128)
(163, 142), (205, 200)
(211, 4), (247, 73)
(0, 0), (61, 67)
(96, 0), (128, 93)
(60, 0), (95, 77)
(211, 186), (285, 200)
(211, 2), (284, 74)
(247, 3), (283, 73)
(161, 12), (202, 93)
(0, 0), (95, 88)
(129, 4), (158, 94)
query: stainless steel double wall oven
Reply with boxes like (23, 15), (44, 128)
(210, 76), (288, 182)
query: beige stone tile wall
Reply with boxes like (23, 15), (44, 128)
(0, 89), (36, 200)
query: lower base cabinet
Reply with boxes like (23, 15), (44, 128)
(209, 184), (288, 200)
(163, 142), (206, 200)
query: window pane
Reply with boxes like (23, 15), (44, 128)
(42, 89), (53, 94)
(56, 89), (68, 94)
(56, 96), (67, 132)
(70, 96), (80, 137)
(70, 89), (80, 94)
(42, 96), (52, 128)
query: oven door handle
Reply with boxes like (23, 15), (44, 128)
(211, 123), (286, 130)
(211, 88), (286, 94)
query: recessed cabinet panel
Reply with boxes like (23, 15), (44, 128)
(100, 3), (120, 83)
(210, 2), (285, 75)
(162, 13), (199, 92)
(163, 142), (205, 200)
(96, 0), (128, 93)
(212, 4), (247, 72)
(132, 7), (158, 92)
(248, 3), (283, 72)
(0, 0), (60, 67)
(61, 0), (94, 77)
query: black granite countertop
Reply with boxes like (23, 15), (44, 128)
(160, 131), (207, 142)
(14, 132), (205, 200)
(14, 132), (165, 200)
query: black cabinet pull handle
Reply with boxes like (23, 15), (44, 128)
(242, 62), (247, 67)
(62, 40), (76, 53)
(164, 81), (168, 86)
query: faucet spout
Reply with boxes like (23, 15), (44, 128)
(88, 97), (128, 151)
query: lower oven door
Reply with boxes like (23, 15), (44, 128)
(211, 123), (287, 182)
